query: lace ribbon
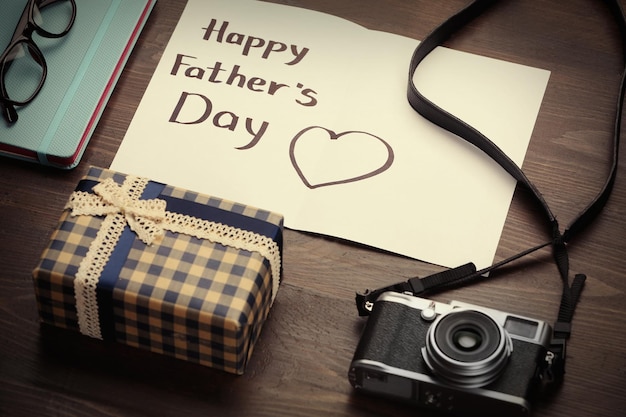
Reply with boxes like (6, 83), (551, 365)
(66, 175), (281, 339)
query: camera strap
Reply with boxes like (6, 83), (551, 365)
(356, 0), (625, 389)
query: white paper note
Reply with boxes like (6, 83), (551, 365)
(112, 0), (550, 269)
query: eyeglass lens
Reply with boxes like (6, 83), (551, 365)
(3, 41), (45, 104)
(33, 0), (76, 37)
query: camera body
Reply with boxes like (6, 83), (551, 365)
(349, 292), (552, 417)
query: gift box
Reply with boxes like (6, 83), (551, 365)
(33, 167), (283, 374)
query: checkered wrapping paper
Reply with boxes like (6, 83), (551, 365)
(33, 167), (283, 374)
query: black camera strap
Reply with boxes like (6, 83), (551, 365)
(356, 0), (625, 389)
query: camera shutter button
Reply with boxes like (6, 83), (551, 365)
(421, 308), (437, 321)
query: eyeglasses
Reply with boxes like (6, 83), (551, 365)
(0, 0), (76, 125)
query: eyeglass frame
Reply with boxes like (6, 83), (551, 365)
(0, 0), (77, 125)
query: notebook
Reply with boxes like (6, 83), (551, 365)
(0, 0), (157, 169)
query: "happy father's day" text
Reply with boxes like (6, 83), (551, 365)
(165, 19), (318, 149)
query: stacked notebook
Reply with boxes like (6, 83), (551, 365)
(0, 0), (157, 169)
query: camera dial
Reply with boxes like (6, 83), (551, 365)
(422, 308), (513, 389)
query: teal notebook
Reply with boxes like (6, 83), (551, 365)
(0, 0), (157, 169)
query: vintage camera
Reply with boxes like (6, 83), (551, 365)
(349, 292), (553, 417)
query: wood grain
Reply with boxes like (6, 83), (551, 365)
(1, 1), (625, 416)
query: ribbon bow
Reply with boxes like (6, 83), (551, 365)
(67, 177), (167, 245)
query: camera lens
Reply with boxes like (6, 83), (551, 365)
(453, 328), (482, 351)
(422, 309), (513, 388)
(435, 311), (499, 363)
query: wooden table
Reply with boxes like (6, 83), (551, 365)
(1, 1), (624, 416)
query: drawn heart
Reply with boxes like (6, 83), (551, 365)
(289, 126), (394, 189)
